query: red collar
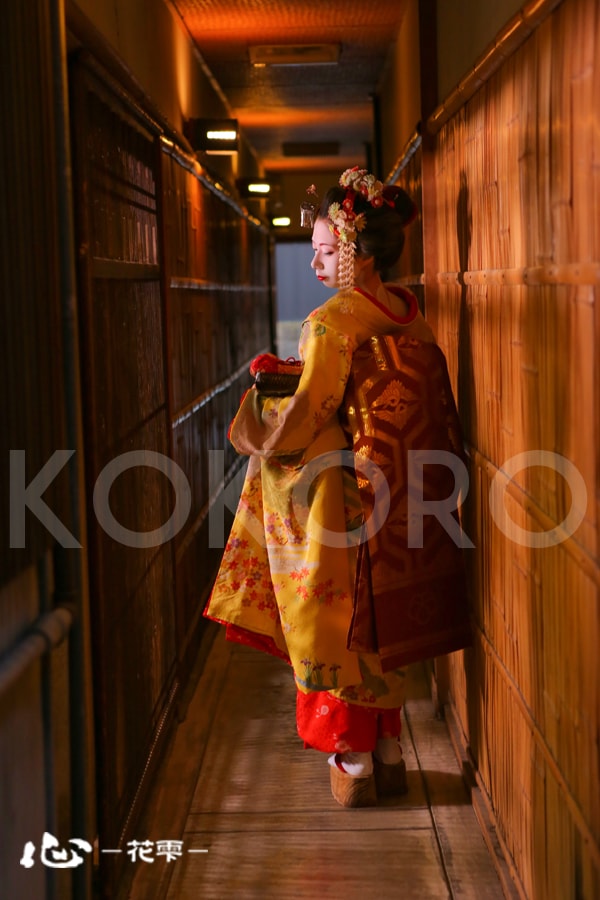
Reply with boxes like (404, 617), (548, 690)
(356, 284), (418, 324)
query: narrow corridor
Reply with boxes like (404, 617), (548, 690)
(3, 4), (598, 899)
(128, 630), (512, 899)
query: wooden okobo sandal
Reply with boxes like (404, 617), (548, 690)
(373, 756), (408, 796)
(329, 756), (377, 808)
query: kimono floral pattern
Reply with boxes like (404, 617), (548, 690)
(205, 285), (434, 708)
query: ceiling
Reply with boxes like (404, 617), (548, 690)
(170, 0), (409, 176)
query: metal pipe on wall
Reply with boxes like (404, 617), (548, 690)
(0, 606), (75, 699)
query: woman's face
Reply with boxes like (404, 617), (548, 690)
(311, 217), (339, 288)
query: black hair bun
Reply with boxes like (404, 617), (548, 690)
(382, 185), (418, 226)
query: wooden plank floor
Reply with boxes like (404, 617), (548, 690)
(127, 628), (508, 899)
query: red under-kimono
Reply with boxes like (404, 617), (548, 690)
(204, 284), (471, 752)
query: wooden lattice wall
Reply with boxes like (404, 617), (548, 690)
(160, 144), (273, 671)
(69, 54), (274, 896)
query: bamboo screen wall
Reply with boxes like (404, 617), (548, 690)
(390, 133), (425, 311)
(424, 0), (599, 896)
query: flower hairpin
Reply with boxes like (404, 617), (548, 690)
(339, 167), (386, 204)
(327, 167), (390, 243)
(326, 201), (366, 243)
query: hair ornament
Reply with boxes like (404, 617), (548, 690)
(338, 167), (387, 205)
(300, 184), (319, 228)
(328, 167), (391, 287)
(327, 167), (390, 244)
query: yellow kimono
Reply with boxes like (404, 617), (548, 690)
(205, 284), (437, 709)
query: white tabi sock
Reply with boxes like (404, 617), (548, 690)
(328, 751), (373, 777)
(374, 737), (403, 765)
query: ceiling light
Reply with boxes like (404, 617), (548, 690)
(249, 44), (340, 67)
(236, 177), (273, 198)
(271, 216), (291, 228)
(247, 182), (270, 194)
(207, 129), (237, 141)
(183, 118), (239, 154)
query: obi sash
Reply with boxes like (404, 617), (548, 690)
(343, 333), (472, 670)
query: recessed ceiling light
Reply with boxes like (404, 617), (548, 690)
(249, 44), (340, 67)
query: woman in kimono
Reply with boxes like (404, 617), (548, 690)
(205, 167), (471, 808)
